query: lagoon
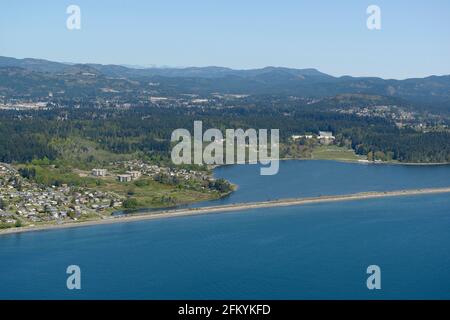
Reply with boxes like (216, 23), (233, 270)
(197, 160), (450, 205)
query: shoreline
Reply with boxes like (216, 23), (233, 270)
(298, 157), (450, 166)
(212, 157), (450, 169)
(2, 186), (450, 236)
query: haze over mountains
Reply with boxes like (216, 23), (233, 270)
(1, 56), (450, 112)
(0, 56), (336, 79)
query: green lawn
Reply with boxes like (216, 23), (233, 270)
(311, 145), (366, 161)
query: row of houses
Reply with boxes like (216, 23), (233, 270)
(112, 160), (211, 182)
(91, 161), (214, 184)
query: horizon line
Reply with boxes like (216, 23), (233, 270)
(2, 55), (449, 81)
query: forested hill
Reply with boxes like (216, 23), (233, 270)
(1, 56), (450, 112)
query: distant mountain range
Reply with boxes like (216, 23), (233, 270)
(0, 56), (334, 80)
(1, 56), (450, 112)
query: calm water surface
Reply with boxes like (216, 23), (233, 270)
(1, 160), (450, 299)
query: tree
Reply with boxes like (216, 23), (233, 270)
(209, 178), (233, 193)
(15, 219), (23, 228)
(123, 198), (139, 209)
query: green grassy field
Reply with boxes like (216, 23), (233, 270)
(96, 177), (222, 209)
(311, 145), (366, 161)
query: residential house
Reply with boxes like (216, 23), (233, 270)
(126, 171), (142, 180)
(92, 168), (107, 177)
(117, 174), (133, 183)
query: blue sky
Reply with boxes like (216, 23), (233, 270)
(0, 0), (449, 79)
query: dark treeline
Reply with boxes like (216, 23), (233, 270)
(0, 106), (449, 164)
(346, 129), (450, 162)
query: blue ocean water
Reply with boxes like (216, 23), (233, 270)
(1, 161), (450, 299)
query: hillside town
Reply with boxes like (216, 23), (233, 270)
(0, 163), (122, 229)
(335, 105), (449, 132)
(112, 160), (211, 182)
(0, 159), (231, 230)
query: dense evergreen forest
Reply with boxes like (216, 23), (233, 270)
(1, 105), (450, 164)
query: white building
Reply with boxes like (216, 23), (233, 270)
(291, 134), (313, 141)
(92, 169), (107, 177)
(117, 174), (133, 183)
(318, 131), (335, 144)
(126, 171), (142, 180)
